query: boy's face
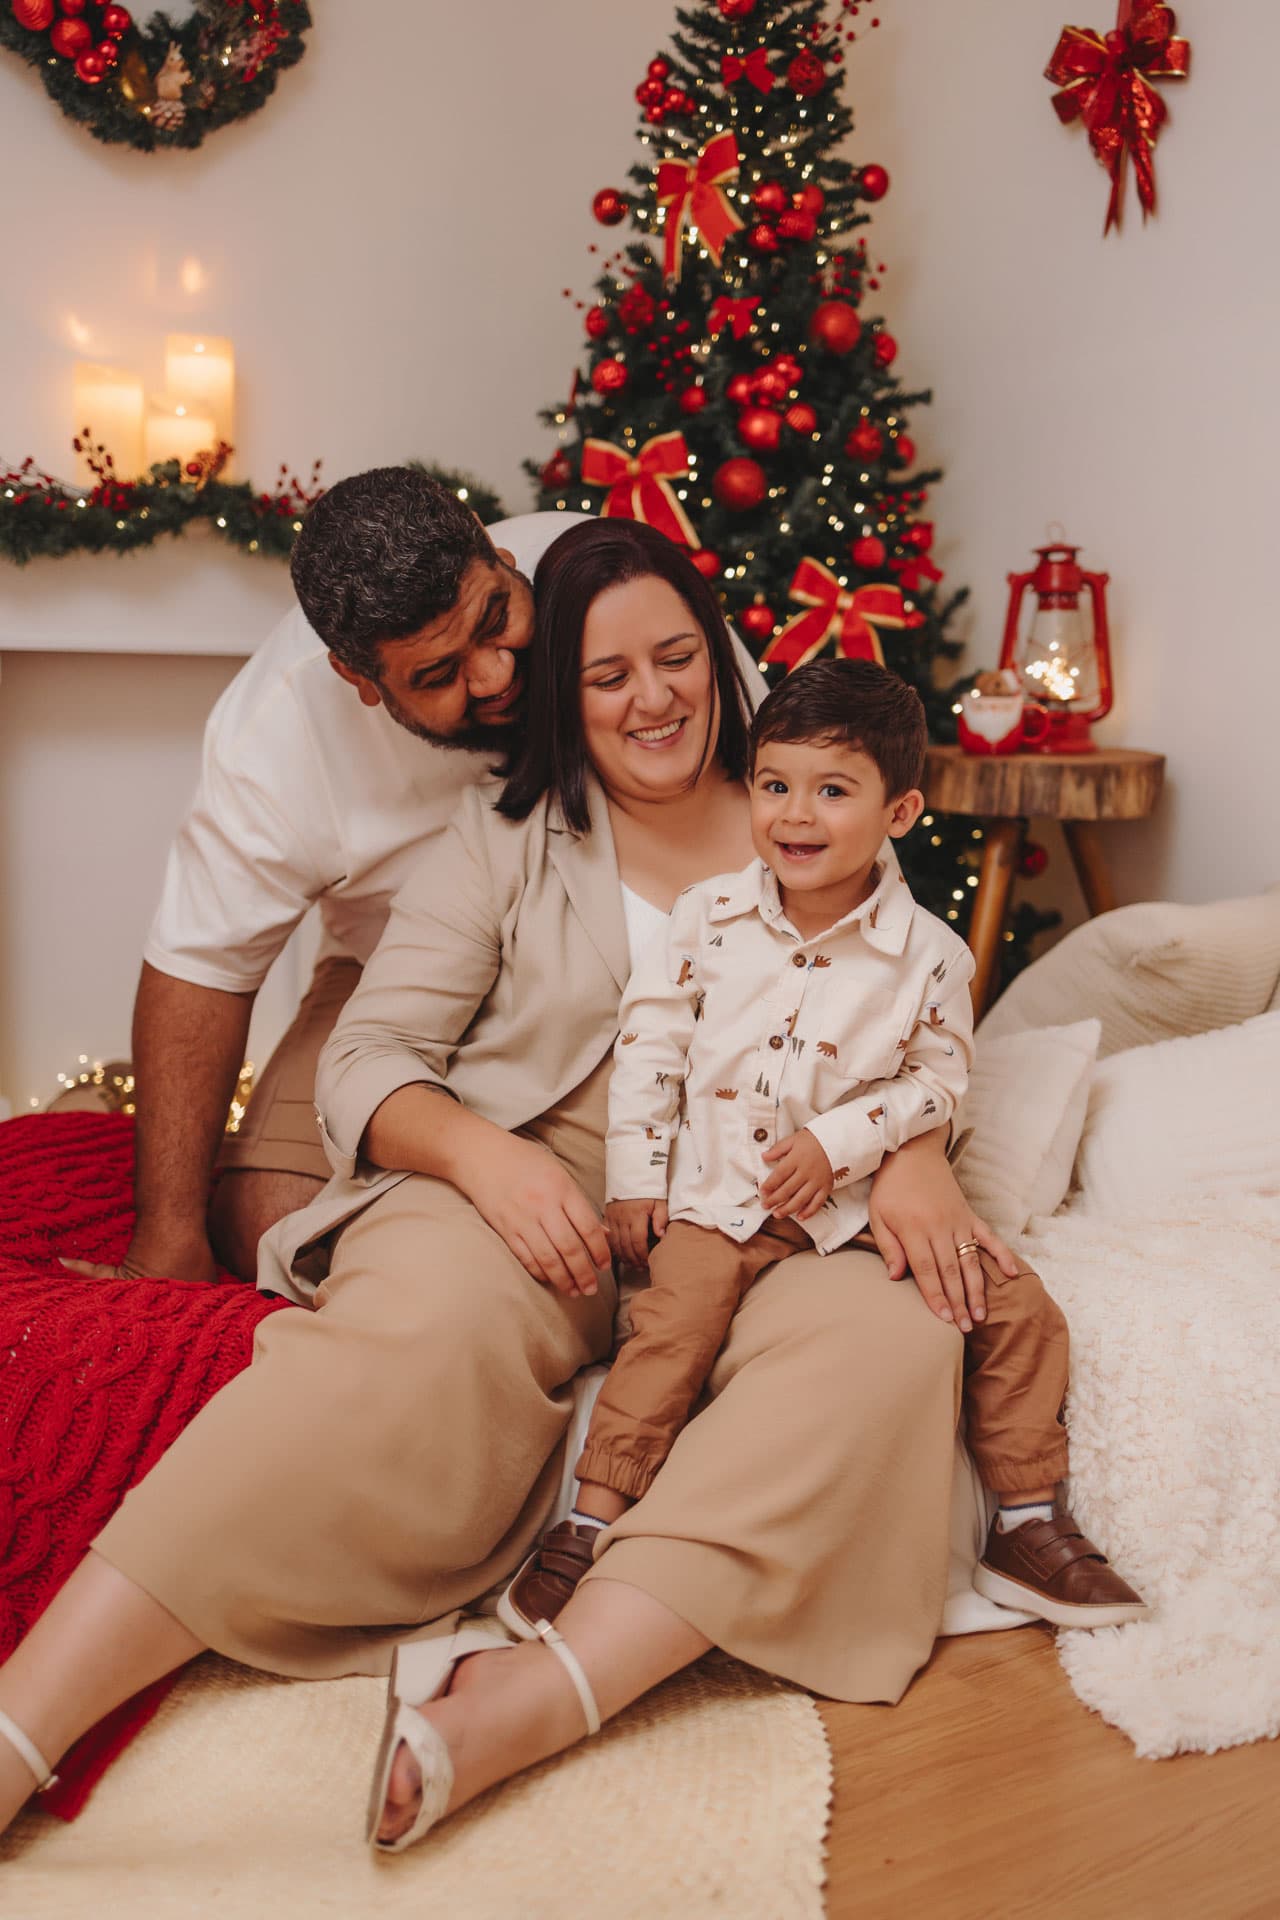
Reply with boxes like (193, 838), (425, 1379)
(749, 737), (924, 902)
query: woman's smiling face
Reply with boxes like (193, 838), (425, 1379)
(578, 573), (719, 802)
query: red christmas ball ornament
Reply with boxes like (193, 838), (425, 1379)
(892, 433), (916, 466)
(95, 36), (118, 63)
(784, 402), (818, 435)
(726, 373), (754, 406)
(584, 305), (610, 340)
(851, 534), (886, 568)
(1018, 841), (1049, 880)
(74, 46), (105, 80)
(717, 0), (756, 17)
(50, 14), (91, 54)
(713, 456), (767, 510)
(645, 105), (667, 125)
(591, 187), (628, 227)
(809, 300), (861, 354)
(739, 602), (776, 642)
(59, 0), (87, 12)
(873, 332), (898, 367)
(787, 50), (826, 97)
(903, 520), (934, 550)
(540, 451), (573, 490)
(738, 406), (782, 453)
(795, 184), (826, 218)
(859, 164), (890, 201)
(690, 548), (722, 579)
(662, 87), (685, 112)
(747, 221), (780, 254)
(590, 358), (629, 395)
(845, 421), (884, 461)
(777, 209), (817, 243)
(669, 90), (695, 115)
(753, 366), (789, 405)
(101, 4), (132, 34)
(773, 353), (803, 386)
(678, 384), (708, 415)
(11, 0), (55, 28)
(647, 56), (670, 80)
(636, 78), (664, 107)
(617, 284), (656, 332)
(751, 179), (788, 217)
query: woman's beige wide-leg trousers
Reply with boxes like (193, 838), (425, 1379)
(95, 1059), (963, 1704)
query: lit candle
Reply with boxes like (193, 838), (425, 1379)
(164, 333), (234, 458)
(144, 396), (217, 473)
(72, 363), (144, 484)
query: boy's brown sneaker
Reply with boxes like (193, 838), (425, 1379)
(497, 1521), (601, 1641)
(973, 1508), (1147, 1628)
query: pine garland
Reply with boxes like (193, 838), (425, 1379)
(0, 449), (506, 564)
(0, 1), (310, 153)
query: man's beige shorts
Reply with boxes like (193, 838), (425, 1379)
(216, 956), (362, 1182)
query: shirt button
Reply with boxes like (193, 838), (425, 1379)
(753, 1127), (769, 1143)
(768, 1034), (784, 1050)
(791, 953), (807, 968)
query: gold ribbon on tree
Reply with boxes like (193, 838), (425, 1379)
(761, 560), (908, 670)
(655, 131), (745, 281)
(581, 431), (699, 547)
(1045, 0), (1190, 232)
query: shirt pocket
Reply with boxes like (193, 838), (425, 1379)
(809, 986), (904, 1089)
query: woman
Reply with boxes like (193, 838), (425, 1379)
(0, 521), (1015, 1849)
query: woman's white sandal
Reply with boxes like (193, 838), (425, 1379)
(366, 1610), (601, 1855)
(0, 1708), (58, 1794)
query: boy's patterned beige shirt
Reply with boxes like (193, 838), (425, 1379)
(606, 850), (975, 1254)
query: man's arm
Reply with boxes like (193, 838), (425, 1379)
(62, 962), (254, 1284)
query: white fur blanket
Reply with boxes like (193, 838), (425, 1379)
(1020, 1203), (1280, 1758)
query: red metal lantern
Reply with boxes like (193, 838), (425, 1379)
(999, 538), (1113, 753)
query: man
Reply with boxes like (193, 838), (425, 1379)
(65, 467), (590, 1284)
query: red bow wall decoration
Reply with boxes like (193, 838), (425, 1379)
(760, 561), (907, 671)
(581, 431), (699, 548)
(1046, 0), (1190, 233)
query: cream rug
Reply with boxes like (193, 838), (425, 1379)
(0, 1651), (831, 1918)
(1022, 1204), (1280, 1760)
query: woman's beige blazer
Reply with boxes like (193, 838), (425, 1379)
(257, 776), (630, 1302)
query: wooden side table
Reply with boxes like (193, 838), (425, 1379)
(922, 745), (1166, 1018)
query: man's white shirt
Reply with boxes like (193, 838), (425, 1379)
(144, 512), (589, 993)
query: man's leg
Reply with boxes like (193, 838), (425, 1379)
(210, 954), (362, 1279)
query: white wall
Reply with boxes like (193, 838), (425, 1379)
(3, 0), (1277, 1110)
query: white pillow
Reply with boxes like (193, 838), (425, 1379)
(1071, 1010), (1280, 1220)
(951, 1020), (1100, 1240)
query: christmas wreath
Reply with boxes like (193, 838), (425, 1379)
(1, 0), (310, 151)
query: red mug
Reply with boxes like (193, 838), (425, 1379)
(957, 688), (1050, 755)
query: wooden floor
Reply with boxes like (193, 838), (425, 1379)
(820, 1627), (1280, 1920)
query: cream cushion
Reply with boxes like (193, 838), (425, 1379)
(1071, 1010), (1280, 1220)
(951, 1019), (1100, 1240)
(978, 890), (1280, 1059)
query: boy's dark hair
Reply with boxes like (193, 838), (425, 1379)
(499, 518), (754, 833)
(289, 466), (495, 680)
(750, 658), (927, 799)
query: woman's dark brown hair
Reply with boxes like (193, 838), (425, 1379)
(498, 519), (754, 832)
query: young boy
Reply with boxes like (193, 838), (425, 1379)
(501, 660), (1145, 1639)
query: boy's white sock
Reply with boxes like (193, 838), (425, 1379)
(568, 1509), (611, 1532)
(996, 1500), (1055, 1532)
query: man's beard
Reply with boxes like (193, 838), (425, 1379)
(378, 682), (526, 757)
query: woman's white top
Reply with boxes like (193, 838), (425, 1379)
(620, 883), (670, 971)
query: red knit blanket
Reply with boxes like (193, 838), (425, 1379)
(0, 1112), (291, 1817)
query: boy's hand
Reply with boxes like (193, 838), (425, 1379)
(605, 1197), (670, 1270)
(759, 1128), (833, 1222)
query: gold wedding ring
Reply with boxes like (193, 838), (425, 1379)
(955, 1240), (981, 1258)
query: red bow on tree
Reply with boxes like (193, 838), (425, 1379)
(707, 295), (760, 341)
(1046, 0), (1190, 232)
(656, 131), (745, 280)
(581, 431), (699, 548)
(721, 49), (775, 93)
(761, 560), (908, 670)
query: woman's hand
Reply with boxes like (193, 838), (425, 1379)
(452, 1131), (612, 1297)
(868, 1129), (1018, 1332)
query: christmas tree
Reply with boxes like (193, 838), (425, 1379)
(528, 0), (1054, 974)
